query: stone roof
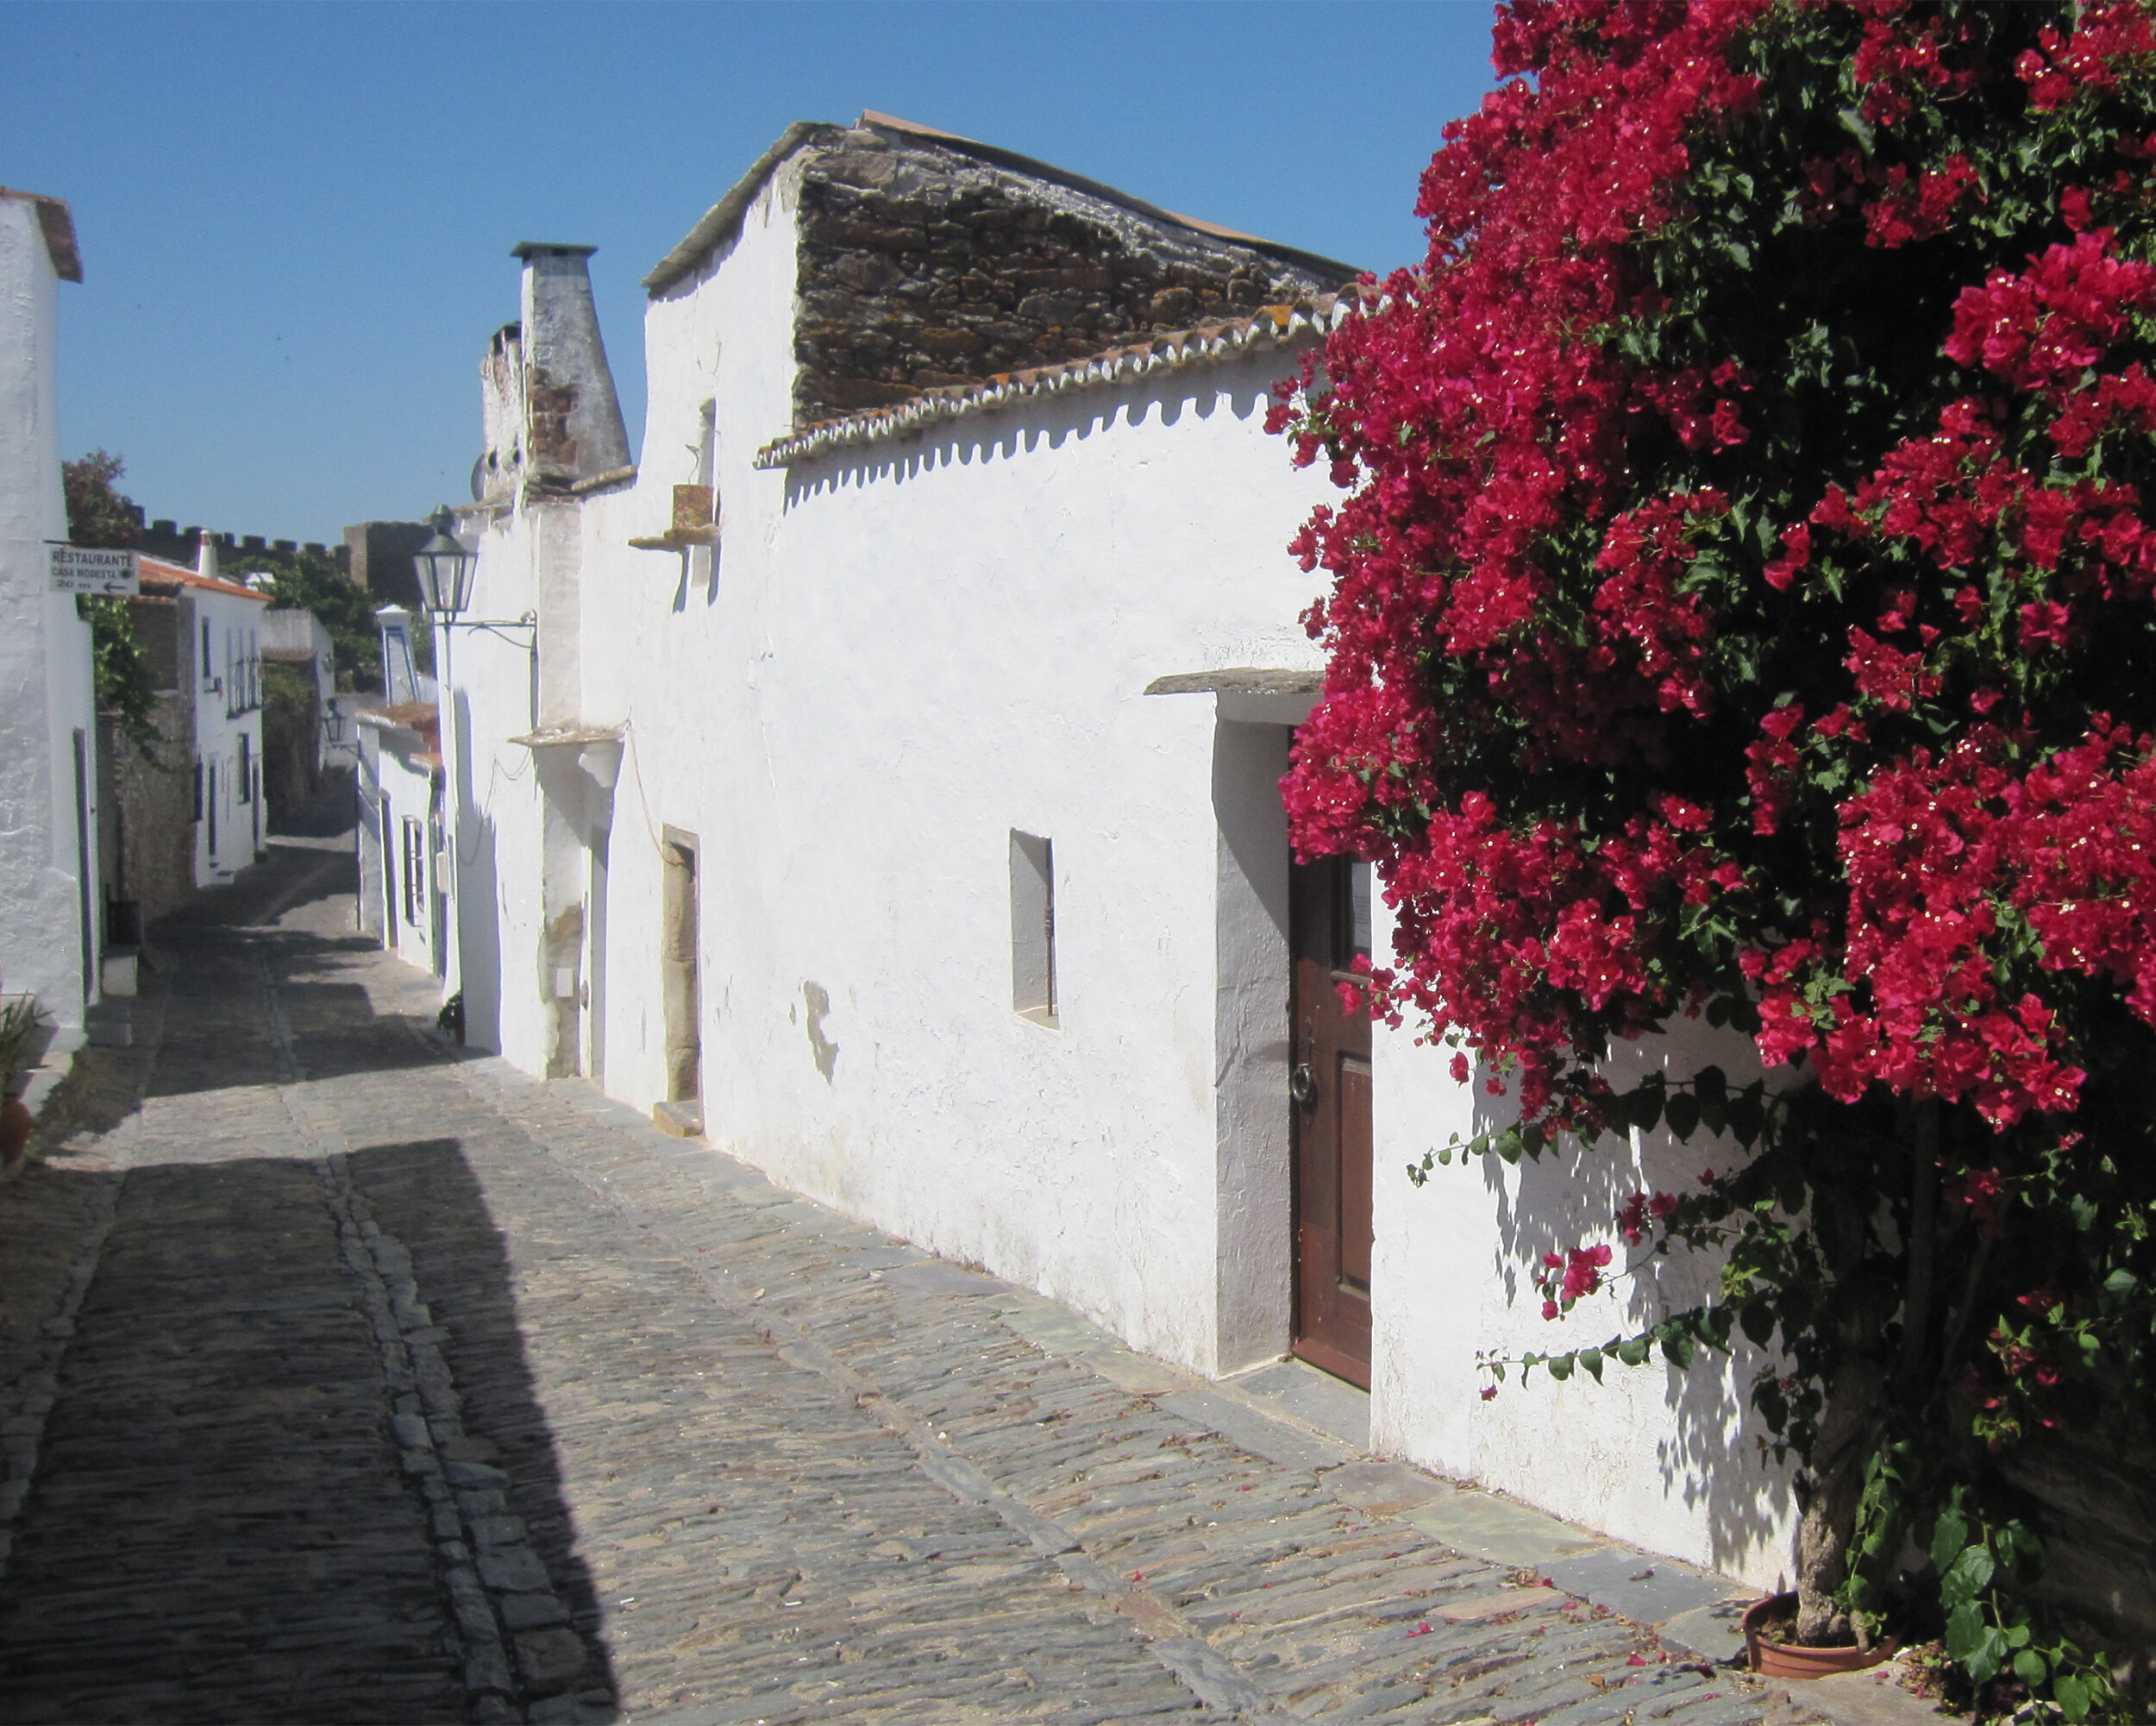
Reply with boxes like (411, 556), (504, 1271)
(755, 295), (1346, 469)
(644, 112), (1356, 297)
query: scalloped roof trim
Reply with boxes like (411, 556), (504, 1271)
(754, 295), (1351, 470)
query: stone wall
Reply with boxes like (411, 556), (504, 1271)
(97, 692), (192, 921)
(2003, 1418), (2156, 1668)
(261, 660), (322, 825)
(792, 127), (1355, 423)
(133, 516), (342, 573)
(101, 596), (195, 919)
(345, 521), (432, 610)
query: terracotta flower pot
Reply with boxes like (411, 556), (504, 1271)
(1744, 1593), (1899, 1679)
(0, 1092), (32, 1171)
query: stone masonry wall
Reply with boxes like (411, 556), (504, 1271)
(97, 691), (193, 919)
(792, 127), (1355, 424)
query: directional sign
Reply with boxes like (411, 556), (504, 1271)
(50, 545), (140, 596)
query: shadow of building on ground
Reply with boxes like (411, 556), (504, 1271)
(0, 830), (617, 1721)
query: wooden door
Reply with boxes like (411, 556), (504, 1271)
(661, 832), (701, 1105)
(1290, 856), (1375, 1387)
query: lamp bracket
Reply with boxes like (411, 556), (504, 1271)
(436, 610), (538, 646)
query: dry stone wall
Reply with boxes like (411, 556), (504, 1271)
(793, 128), (1354, 423)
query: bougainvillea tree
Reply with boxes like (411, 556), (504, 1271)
(1275, 0), (2156, 1702)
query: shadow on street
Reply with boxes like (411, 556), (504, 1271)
(0, 803), (617, 1723)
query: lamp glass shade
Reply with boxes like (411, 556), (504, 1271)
(415, 524), (474, 617)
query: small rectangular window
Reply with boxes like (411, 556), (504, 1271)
(201, 619), (211, 679)
(237, 734), (252, 804)
(1010, 830), (1056, 1026)
(403, 816), (426, 926)
(191, 758), (204, 820)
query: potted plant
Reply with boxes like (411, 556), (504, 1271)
(0, 992), (49, 1171)
(1743, 1592), (1898, 1680)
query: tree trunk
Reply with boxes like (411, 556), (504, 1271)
(1794, 1155), (1902, 1647)
(1796, 1349), (1888, 1642)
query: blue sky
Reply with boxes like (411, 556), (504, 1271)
(3, 2), (1501, 543)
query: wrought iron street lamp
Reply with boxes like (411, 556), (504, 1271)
(414, 507), (476, 620)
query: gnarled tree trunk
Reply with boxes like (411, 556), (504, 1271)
(1796, 1351), (1888, 1642)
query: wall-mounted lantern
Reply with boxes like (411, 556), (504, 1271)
(414, 506), (477, 620)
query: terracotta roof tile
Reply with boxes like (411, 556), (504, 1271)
(138, 555), (273, 603)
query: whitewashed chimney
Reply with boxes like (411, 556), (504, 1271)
(511, 242), (630, 490)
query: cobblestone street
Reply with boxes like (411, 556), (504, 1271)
(0, 833), (1794, 1725)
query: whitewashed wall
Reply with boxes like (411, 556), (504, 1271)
(190, 587), (268, 885)
(1369, 945), (1802, 1591)
(452, 156), (1342, 1371)
(0, 196), (99, 1033)
(579, 343), (1332, 1374)
(357, 719), (443, 976)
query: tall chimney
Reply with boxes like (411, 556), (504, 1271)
(196, 530), (219, 583)
(511, 242), (630, 489)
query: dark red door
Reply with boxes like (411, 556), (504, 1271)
(1290, 856), (1374, 1387)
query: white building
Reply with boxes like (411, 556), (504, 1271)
(137, 546), (271, 885)
(437, 116), (1799, 1591)
(355, 700), (446, 975)
(0, 184), (102, 1044)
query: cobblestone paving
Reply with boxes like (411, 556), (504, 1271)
(0, 839), (1798, 1725)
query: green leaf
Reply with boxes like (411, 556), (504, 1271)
(1578, 1347), (1605, 1383)
(1993, 1519), (2034, 1572)
(1941, 1543), (1995, 1609)
(1740, 1297), (1777, 1346)
(1616, 1336), (1651, 1367)
(2014, 1650), (2047, 1686)
(1966, 1626), (2009, 1686)
(1946, 1599), (1986, 1663)
(1930, 1506), (1969, 1572)
(1547, 1353), (1574, 1382)
(2055, 1675), (2092, 1721)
